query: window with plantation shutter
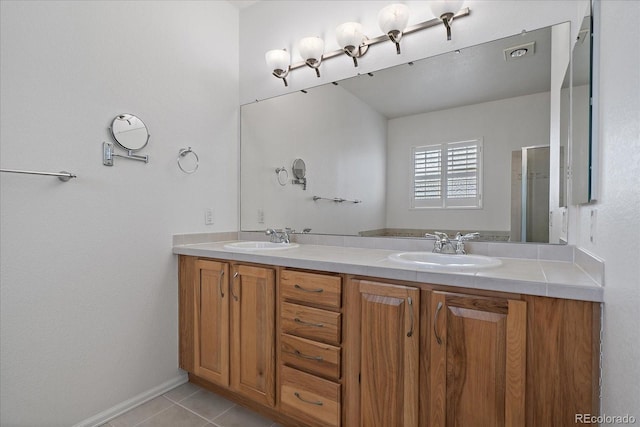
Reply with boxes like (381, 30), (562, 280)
(412, 139), (483, 209)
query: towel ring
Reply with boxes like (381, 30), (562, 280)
(275, 167), (288, 186)
(178, 147), (199, 174)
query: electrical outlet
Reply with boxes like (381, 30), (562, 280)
(257, 209), (265, 224)
(205, 208), (214, 225)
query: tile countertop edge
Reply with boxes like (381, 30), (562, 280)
(173, 242), (603, 303)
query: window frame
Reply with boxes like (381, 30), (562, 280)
(411, 138), (483, 210)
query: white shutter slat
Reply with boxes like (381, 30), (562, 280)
(412, 139), (482, 209)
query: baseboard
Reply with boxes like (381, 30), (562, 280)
(72, 373), (188, 427)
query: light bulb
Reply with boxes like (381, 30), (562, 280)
(428, 0), (464, 19)
(298, 36), (324, 63)
(265, 49), (290, 72)
(378, 4), (410, 54)
(265, 49), (290, 86)
(336, 22), (364, 51)
(378, 4), (410, 35)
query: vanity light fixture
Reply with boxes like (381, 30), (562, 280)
(428, 0), (465, 41)
(265, 3), (470, 85)
(336, 22), (368, 67)
(298, 36), (325, 77)
(265, 49), (291, 86)
(378, 4), (410, 54)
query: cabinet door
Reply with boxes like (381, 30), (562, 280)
(430, 292), (526, 427)
(230, 264), (276, 407)
(193, 260), (230, 387)
(358, 280), (420, 427)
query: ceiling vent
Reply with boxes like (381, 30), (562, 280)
(503, 41), (536, 61)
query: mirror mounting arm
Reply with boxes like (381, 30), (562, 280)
(292, 177), (307, 190)
(103, 141), (149, 166)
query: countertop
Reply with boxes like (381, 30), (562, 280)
(173, 240), (603, 302)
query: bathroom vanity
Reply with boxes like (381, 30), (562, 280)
(175, 240), (601, 427)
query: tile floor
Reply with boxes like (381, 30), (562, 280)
(101, 382), (282, 427)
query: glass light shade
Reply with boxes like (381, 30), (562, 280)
(428, 0), (464, 19)
(335, 22), (364, 49)
(265, 49), (290, 72)
(378, 4), (410, 35)
(298, 36), (324, 62)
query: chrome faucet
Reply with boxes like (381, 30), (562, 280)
(454, 232), (480, 254)
(425, 232), (455, 254)
(265, 228), (291, 244)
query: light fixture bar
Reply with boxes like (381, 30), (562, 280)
(287, 7), (470, 72)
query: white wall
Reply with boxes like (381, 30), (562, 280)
(385, 91), (550, 232)
(0, 1), (239, 426)
(574, 0), (640, 417)
(241, 84), (387, 234)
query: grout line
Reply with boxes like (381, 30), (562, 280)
(539, 260), (549, 283)
(163, 386), (202, 404)
(171, 395), (237, 425)
(139, 398), (215, 427)
(209, 403), (238, 422)
(131, 402), (177, 427)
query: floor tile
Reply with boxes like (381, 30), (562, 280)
(163, 382), (202, 403)
(178, 389), (236, 421)
(109, 396), (173, 427)
(136, 404), (209, 427)
(213, 405), (273, 427)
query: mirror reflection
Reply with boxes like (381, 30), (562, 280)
(241, 22), (585, 244)
(110, 114), (150, 151)
(571, 14), (593, 204)
(292, 158), (306, 179)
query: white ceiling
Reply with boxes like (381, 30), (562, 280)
(336, 26), (553, 119)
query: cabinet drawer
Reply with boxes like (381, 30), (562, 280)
(280, 365), (341, 427)
(281, 302), (341, 345)
(281, 270), (342, 308)
(281, 333), (341, 380)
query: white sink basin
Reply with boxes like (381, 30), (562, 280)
(387, 252), (502, 270)
(223, 241), (300, 251)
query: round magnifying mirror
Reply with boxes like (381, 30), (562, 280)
(292, 158), (306, 179)
(110, 114), (150, 151)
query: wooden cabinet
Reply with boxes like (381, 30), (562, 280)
(193, 259), (230, 387)
(179, 257), (276, 408)
(429, 291), (526, 427)
(230, 264), (276, 407)
(346, 279), (420, 427)
(280, 365), (342, 426)
(180, 256), (599, 427)
(279, 269), (344, 427)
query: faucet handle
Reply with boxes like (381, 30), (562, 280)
(434, 231), (449, 241)
(425, 231), (450, 242)
(457, 232), (480, 241)
(454, 232), (479, 255)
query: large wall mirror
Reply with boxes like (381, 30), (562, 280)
(241, 21), (594, 244)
